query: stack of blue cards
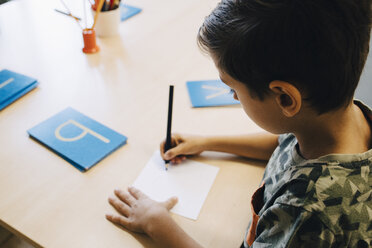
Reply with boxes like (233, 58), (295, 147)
(0, 69), (38, 111)
(28, 107), (128, 172)
(120, 4), (142, 22)
(186, 80), (240, 107)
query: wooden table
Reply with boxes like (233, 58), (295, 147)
(0, 0), (266, 247)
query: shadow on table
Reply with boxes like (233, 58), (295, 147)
(190, 151), (267, 168)
(111, 224), (161, 248)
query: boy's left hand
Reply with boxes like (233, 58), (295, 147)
(106, 187), (178, 234)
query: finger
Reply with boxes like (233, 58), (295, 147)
(172, 155), (187, 164)
(170, 158), (180, 164)
(176, 155), (187, 163)
(161, 140), (178, 159)
(108, 197), (131, 217)
(164, 144), (186, 160)
(128, 186), (148, 200)
(162, 196), (178, 210)
(114, 189), (136, 206)
(106, 213), (130, 227)
(161, 137), (179, 158)
(171, 135), (181, 147)
(174, 157), (183, 164)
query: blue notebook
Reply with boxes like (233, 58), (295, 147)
(186, 80), (240, 107)
(0, 69), (38, 110)
(28, 107), (128, 172)
(120, 4), (142, 22)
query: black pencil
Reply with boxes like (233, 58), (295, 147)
(164, 85), (174, 170)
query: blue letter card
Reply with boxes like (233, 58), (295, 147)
(186, 80), (240, 107)
(0, 69), (38, 111)
(120, 4), (142, 22)
(28, 107), (128, 172)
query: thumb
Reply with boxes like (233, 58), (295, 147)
(164, 144), (186, 160)
(162, 196), (178, 210)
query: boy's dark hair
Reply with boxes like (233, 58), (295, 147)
(198, 0), (371, 114)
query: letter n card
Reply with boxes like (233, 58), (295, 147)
(27, 107), (127, 172)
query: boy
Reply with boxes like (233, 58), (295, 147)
(106, 0), (372, 247)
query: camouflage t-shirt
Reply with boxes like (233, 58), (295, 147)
(243, 101), (372, 248)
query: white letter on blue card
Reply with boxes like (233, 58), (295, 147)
(201, 85), (230, 100)
(55, 119), (110, 143)
(0, 78), (14, 89)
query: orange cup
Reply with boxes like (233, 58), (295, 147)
(82, 28), (99, 54)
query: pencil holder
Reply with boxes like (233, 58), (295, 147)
(82, 28), (99, 54)
(92, 6), (120, 37)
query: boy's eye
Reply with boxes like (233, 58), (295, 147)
(229, 88), (236, 95)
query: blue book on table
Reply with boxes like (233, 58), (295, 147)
(120, 4), (142, 22)
(0, 69), (38, 110)
(186, 80), (240, 107)
(28, 107), (128, 172)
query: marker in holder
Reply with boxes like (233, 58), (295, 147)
(82, 28), (99, 54)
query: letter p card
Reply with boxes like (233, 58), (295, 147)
(28, 107), (127, 172)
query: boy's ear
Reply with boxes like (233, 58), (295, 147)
(269, 81), (302, 117)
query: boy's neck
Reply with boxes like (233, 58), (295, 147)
(294, 102), (372, 160)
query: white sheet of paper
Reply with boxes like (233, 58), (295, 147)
(133, 151), (219, 220)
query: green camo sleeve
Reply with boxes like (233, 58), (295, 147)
(251, 204), (336, 248)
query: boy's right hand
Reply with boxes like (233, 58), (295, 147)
(160, 134), (205, 164)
